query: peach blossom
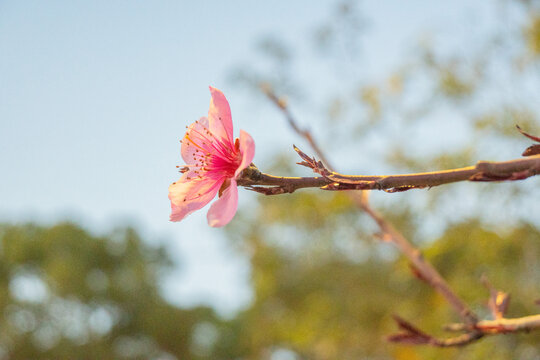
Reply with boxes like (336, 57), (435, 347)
(169, 87), (255, 227)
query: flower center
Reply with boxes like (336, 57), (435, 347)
(180, 121), (241, 179)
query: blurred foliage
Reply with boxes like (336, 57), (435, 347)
(524, 13), (540, 56)
(474, 107), (538, 137)
(437, 66), (475, 100)
(216, 213), (540, 359)
(2, 218), (540, 359)
(0, 222), (219, 360)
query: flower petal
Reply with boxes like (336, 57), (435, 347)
(208, 86), (234, 146)
(234, 130), (256, 177)
(207, 179), (238, 227)
(181, 117), (211, 165)
(169, 173), (223, 222)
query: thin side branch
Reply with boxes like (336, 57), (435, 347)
(261, 85), (331, 167)
(388, 315), (484, 347)
(360, 202), (478, 324)
(446, 314), (540, 334)
(390, 313), (540, 347)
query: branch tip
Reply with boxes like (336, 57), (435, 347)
(516, 124), (540, 143)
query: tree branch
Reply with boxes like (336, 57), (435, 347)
(255, 85), (540, 347)
(238, 151), (540, 193)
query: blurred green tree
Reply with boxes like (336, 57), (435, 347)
(0, 222), (219, 360)
(212, 192), (540, 359)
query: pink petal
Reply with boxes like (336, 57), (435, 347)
(208, 86), (234, 146)
(206, 179), (239, 227)
(234, 130), (256, 177)
(169, 173), (224, 222)
(181, 117), (210, 165)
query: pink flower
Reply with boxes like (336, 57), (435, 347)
(169, 86), (255, 227)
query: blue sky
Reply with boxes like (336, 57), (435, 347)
(0, 0), (490, 315)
